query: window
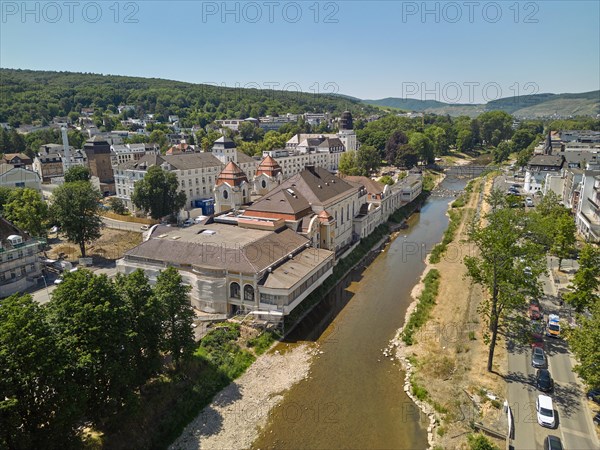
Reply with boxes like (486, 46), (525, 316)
(223, 190), (229, 199)
(15, 182), (25, 187)
(230, 282), (240, 299)
(261, 179), (267, 188)
(244, 285), (255, 302)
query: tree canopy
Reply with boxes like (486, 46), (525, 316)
(2, 188), (48, 237)
(131, 165), (186, 219)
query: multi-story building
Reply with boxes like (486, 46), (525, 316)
(575, 171), (600, 242)
(110, 143), (160, 168)
(1, 153), (32, 169)
(524, 155), (564, 193)
(0, 165), (41, 191)
(32, 144), (86, 182)
(0, 218), (45, 298)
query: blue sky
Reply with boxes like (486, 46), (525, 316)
(1, 1), (599, 103)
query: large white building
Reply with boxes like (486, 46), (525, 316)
(575, 171), (600, 242)
(110, 143), (160, 168)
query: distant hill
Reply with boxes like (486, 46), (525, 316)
(0, 68), (379, 126)
(363, 91), (600, 118)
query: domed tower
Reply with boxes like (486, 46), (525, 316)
(337, 111), (357, 151)
(254, 155), (283, 195)
(214, 161), (250, 213)
(339, 111), (353, 131)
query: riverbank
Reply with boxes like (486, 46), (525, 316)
(392, 174), (508, 449)
(170, 343), (315, 450)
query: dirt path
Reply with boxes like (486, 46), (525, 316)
(393, 175), (507, 449)
(169, 344), (315, 450)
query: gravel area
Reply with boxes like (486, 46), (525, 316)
(170, 343), (314, 450)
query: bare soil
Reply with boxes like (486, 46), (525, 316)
(47, 228), (142, 262)
(395, 175), (507, 449)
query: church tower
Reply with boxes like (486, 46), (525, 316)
(254, 155), (283, 195)
(214, 161), (250, 213)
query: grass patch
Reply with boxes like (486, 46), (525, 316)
(411, 377), (429, 401)
(468, 331), (476, 341)
(429, 209), (463, 264)
(402, 269), (441, 345)
(247, 330), (278, 356)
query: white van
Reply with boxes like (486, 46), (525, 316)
(536, 394), (556, 428)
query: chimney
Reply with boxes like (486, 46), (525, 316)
(61, 126), (71, 170)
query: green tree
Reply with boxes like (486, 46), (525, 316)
(379, 175), (394, 185)
(511, 129), (536, 152)
(425, 125), (449, 156)
(0, 294), (79, 449)
(107, 197), (127, 215)
(356, 145), (380, 175)
(3, 188), (49, 237)
(569, 302), (600, 388)
(467, 433), (500, 450)
(456, 129), (474, 152)
(465, 206), (545, 372)
(0, 186), (11, 212)
(395, 144), (419, 169)
(115, 270), (163, 384)
(384, 130), (409, 163)
(477, 111), (513, 145)
(409, 132), (434, 164)
(492, 141), (513, 163)
(338, 151), (359, 176)
(551, 213), (577, 270)
(50, 181), (103, 257)
(131, 165), (186, 219)
(63, 165), (90, 183)
(154, 267), (195, 367)
(564, 244), (600, 313)
(47, 270), (134, 421)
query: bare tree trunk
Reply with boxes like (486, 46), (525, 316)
(80, 242), (86, 258)
(487, 314), (499, 372)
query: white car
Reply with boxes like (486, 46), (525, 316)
(536, 394), (556, 428)
(525, 197), (534, 207)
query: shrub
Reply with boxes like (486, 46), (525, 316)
(402, 269), (441, 345)
(247, 330), (278, 356)
(108, 197), (127, 215)
(467, 433), (500, 450)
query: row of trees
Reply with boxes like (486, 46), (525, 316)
(0, 267), (194, 448)
(0, 126), (87, 159)
(465, 189), (584, 372)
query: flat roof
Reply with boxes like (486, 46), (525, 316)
(261, 247), (333, 290)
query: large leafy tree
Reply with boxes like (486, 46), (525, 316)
(395, 144), (419, 169)
(338, 151), (359, 176)
(3, 188), (48, 237)
(64, 165), (91, 183)
(477, 111), (513, 145)
(569, 302), (600, 388)
(564, 244), (600, 313)
(50, 181), (103, 257)
(464, 194), (545, 372)
(114, 270), (163, 384)
(47, 270), (134, 421)
(456, 129), (474, 152)
(551, 212), (577, 270)
(131, 165), (186, 220)
(154, 267), (195, 367)
(384, 130), (409, 163)
(0, 295), (79, 449)
(355, 145), (380, 176)
(409, 132), (434, 164)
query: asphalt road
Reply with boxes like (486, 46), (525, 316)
(507, 256), (598, 450)
(102, 216), (146, 232)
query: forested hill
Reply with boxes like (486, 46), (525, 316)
(0, 69), (379, 127)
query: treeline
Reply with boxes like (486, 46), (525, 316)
(0, 267), (195, 449)
(0, 126), (88, 159)
(0, 69), (378, 128)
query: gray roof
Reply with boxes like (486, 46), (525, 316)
(124, 223), (309, 274)
(245, 189), (312, 217)
(117, 153), (165, 171)
(162, 153), (222, 170)
(263, 166), (357, 206)
(528, 155), (564, 168)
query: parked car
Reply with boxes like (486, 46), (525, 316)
(530, 322), (545, 348)
(532, 347), (547, 368)
(140, 224), (150, 231)
(182, 218), (194, 227)
(594, 413), (600, 426)
(543, 435), (563, 450)
(586, 388), (600, 404)
(529, 303), (542, 320)
(536, 394), (556, 428)
(525, 197), (534, 207)
(536, 369), (554, 393)
(546, 314), (561, 338)
(524, 266), (533, 276)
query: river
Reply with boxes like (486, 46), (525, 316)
(252, 178), (466, 450)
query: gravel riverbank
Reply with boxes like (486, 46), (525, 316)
(170, 343), (314, 450)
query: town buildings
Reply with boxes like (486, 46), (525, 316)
(0, 165), (41, 192)
(83, 137), (115, 194)
(32, 143), (87, 182)
(0, 218), (45, 298)
(110, 143), (160, 168)
(1, 153), (32, 169)
(575, 172), (600, 242)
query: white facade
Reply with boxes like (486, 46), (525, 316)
(0, 166), (41, 192)
(575, 171), (600, 242)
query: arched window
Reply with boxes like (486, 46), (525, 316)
(230, 282), (240, 299)
(223, 189), (229, 199)
(244, 284), (255, 302)
(261, 179), (267, 188)
(243, 189), (246, 197)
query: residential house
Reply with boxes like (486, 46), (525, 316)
(575, 171), (600, 242)
(1, 153), (32, 169)
(524, 155), (564, 193)
(0, 218), (45, 298)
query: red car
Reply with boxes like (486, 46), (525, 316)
(529, 303), (542, 320)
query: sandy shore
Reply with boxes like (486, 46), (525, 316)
(170, 344), (314, 450)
